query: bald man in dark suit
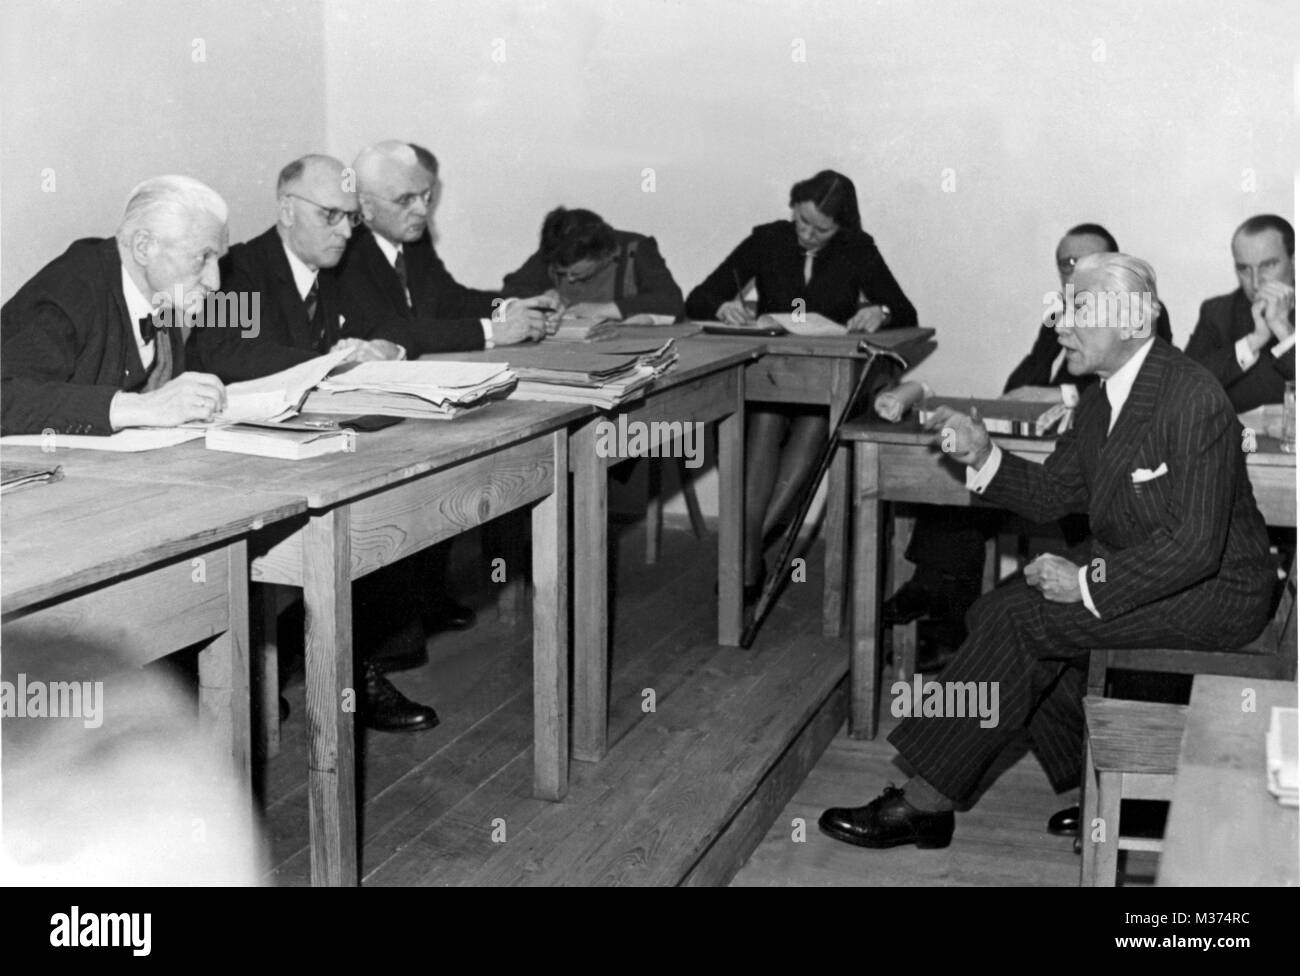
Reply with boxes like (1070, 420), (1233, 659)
(820, 254), (1274, 850)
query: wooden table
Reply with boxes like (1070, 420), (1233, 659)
(704, 332), (936, 638)
(2, 399), (586, 886)
(1, 474), (306, 783)
(1159, 675), (1298, 886)
(841, 420), (1297, 739)
(569, 335), (762, 761)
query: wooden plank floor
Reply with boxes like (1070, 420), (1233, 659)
(260, 509), (846, 886)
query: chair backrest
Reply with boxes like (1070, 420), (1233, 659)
(1088, 557), (1298, 695)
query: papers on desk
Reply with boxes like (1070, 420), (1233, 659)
(221, 347), (355, 423)
(547, 313), (678, 342)
(0, 462), (64, 493)
(301, 360), (516, 419)
(1266, 707), (1298, 807)
(0, 428), (205, 451)
(473, 340), (677, 409)
(757, 312), (846, 337)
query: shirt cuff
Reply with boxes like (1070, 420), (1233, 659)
(1271, 333), (1296, 358)
(965, 444), (1003, 494)
(479, 318), (495, 349)
(1079, 566), (1101, 618)
(1236, 336), (1260, 371)
(1059, 384), (1079, 408)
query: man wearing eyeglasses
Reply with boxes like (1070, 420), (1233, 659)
(337, 140), (556, 354)
(192, 154), (414, 382)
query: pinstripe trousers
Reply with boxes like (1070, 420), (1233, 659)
(887, 572), (1271, 802)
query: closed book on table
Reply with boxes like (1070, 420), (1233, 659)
(917, 396), (1065, 437)
(205, 424), (355, 460)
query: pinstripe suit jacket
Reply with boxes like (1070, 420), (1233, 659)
(981, 337), (1274, 633)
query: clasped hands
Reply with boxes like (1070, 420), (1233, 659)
(1248, 280), (1296, 351)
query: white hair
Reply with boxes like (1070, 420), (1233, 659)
(116, 175), (228, 246)
(1073, 252), (1163, 334)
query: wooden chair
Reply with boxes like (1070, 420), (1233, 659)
(1086, 560), (1298, 696)
(1080, 696), (1186, 885)
(1078, 558), (1296, 886)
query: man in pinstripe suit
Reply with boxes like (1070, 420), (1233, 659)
(820, 253), (1276, 850)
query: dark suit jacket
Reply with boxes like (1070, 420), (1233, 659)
(1184, 288), (1295, 412)
(191, 226), (349, 382)
(335, 227), (495, 356)
(684, 220), (918, 328)
(1003, 304), (1174, 394)
(500, 230), (685, 319)
(1, 238), (186, 435)
(982, 338), (1273, 633)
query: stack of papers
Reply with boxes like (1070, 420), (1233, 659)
(221, 347), (355, 423)
(205, 423), (355, 460)
(549, 316), (620, 342)
(301, 360), (516, 419)
(472, 343), (676, 409)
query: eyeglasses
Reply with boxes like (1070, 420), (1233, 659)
(285, 193), (362, 227)
(551, 254), (616, 285)
(370, 188), (435, 210)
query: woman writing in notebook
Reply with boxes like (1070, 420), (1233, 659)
(501, 207), (685, 324)
(684, 170), (918, 601)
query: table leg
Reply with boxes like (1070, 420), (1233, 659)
(717, 377), (745, 646)
(302, 507), (358, 886)
(823, 359), (857, 636)
(253, 582), (281, 760)
(532, 431), (569, 800)
(892, 513), (917, 682)
(849, 442), (882, 739)
(198, 539), (252, 786)
(572, 422), (609, 762)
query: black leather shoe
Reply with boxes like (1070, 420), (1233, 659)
(818, 785), (954, 849)
(1048, 805), (1080, 836)
(361, 661), (440, 733)
(882, 581), (932, 627)
(426, 599), (477, 633)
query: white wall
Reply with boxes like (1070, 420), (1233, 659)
(322, 0), (1296, 388)
(1, 0), (327, 296)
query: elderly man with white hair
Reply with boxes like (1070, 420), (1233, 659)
(818, 253), (1276, 851)
(336, 139), (556, 354)
(2, 175), (229, 435)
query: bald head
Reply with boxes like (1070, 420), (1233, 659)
(354, 140), (436, 244)
(275, 154), (358, 270)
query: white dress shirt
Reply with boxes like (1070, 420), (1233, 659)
(966, 337), (1157, 617)
(1234, 333), (1297, 372)
(281, 238), (318, 300)
(121, 265), (157, 369)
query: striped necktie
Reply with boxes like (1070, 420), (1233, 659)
(394, 249), (412, 308)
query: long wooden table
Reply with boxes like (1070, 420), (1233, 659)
(1158, 675), (1298, 886)
(701, 331), (936, 638)
(841, 419), (1298, 739)
(1, 474), (307, 784)
(2, 400), (586, 886)
(569, 335), (761, 761)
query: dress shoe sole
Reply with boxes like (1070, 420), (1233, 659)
(817, 819), (952, 850)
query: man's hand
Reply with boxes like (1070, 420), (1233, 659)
(1003, 385), (1064, 403)
(109, 372), (227, 429)
(334, 338), (405, 363)
(1025, 554), (1083, 603)
(923, 404), (992, 469)
(559, 301), (621, 326)
(1252, 280), (1296, 345)
(716, 299), (754, 326)
(492, 295), (554, 344)
(847, 304), (890, 333)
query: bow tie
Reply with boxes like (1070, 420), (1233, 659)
(138, 313), (158, 343)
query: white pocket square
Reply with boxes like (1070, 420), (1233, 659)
(1131, 462), (1169, 484)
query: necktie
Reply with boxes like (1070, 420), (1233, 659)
(393, 249), (412, 308)
(1098, 382), (1113, 439)
(803, 251), (814, 285)
(304, 276), (326, 351)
